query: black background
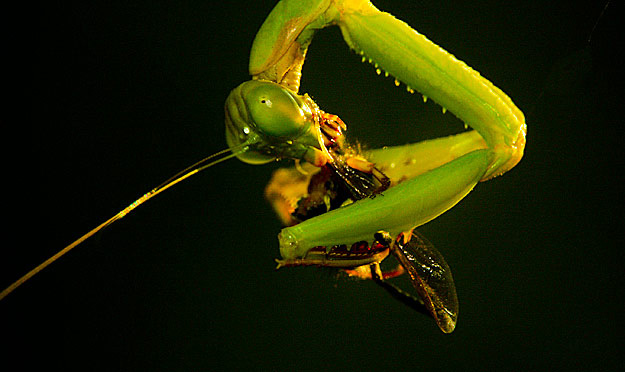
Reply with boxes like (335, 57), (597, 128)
(4, 0), (622, 370)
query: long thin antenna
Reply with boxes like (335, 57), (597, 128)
(1, 141), (252, 300)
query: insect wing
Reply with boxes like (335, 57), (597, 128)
(329, 156), (378, 200)
(392, 231), (458, 333)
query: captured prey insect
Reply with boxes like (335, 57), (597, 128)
(2, 0), (526, 333)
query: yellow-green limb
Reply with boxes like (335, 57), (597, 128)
(279, 149), (490, 259)
(335, 0), (526, 179)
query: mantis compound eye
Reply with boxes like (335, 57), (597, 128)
(246, 83), (310, 139)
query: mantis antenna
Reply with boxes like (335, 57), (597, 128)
(1, 141), (255, 300)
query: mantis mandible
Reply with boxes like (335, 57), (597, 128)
(2, 0), (526, 333)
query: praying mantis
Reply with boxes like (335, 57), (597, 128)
(5, 0), (525, 334)
(223, 0), (525, 332)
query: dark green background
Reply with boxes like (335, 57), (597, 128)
(5, 0), (622, 370)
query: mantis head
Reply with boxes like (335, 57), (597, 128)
(224, 80), (332, 166)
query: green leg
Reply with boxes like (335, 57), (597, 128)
(279, 149), (490, 259)
(335, 0), (526, 179)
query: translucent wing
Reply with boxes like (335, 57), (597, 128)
(328, 156), (379, 200)
(392, 231), (458, 333)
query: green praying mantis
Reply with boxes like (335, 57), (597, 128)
(3, 0), (525, 333)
